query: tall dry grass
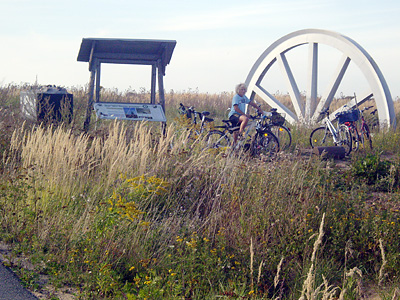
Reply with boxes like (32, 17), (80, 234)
(2, 84), (400, 298)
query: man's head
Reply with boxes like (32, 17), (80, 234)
(235, 83), (247, 96)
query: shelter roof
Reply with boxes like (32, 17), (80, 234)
(77, 38), (176, 67)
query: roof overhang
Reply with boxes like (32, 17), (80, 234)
(77, 38), (176, 72)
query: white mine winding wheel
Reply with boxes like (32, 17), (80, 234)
(245, 29), (395, 128)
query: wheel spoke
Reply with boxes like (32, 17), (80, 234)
(306, 42), (318, 121)
(312, 55), (351, 122)
(253, 84), (298, 123)
(277, 52), (304, 119)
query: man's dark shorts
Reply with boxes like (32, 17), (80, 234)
(229, 114), (240, 127)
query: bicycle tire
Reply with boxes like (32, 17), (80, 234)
(350, 125), (360, 152)
(251, 131), (280, 158)
(269, 124), (292, 150)
(338, 124), (352, 156)
(309, 127), (335, 148)
(205, 130), (230, 149)
(310, 126), (352, 155)
(362, 123), (373, 150)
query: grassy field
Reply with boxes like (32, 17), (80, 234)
(1, 84), (400, 299)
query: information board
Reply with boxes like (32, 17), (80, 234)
(94, 102), (166, 122)
(20, 91), (37, 120)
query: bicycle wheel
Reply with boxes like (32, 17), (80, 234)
(350, 125), (360, 152)
(205, 130), (230, 149)
(269, 124), (292, 150)
(338, 124), (352, 155)
(251, 131), (280, 158)
(185, 129), (199, 148)
(309, 127), (335, 148)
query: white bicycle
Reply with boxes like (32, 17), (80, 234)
(309, 107), (353, 156)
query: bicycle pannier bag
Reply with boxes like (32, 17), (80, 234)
(337, 109), (360, 124)
(271, 111), (285, 126)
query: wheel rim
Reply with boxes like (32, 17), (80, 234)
(257, 132), (279, 156)
(245, 29), (395, 128)
(270, 125), (291, 150)
(206, 131), (229, 149)
(310, 127), (335, 148)
(339, 125), (352, 155)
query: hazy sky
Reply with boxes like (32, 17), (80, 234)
(1, 0), (399, 98)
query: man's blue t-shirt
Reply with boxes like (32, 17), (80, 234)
(228, 94), (251, 118)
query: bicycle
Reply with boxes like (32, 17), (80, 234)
(177, 103), (214, 147)
(338, 105), (373, 151)
(264, 108), (292, 150)
(309, 107), (352, 156)
(205, 111), (280, 158)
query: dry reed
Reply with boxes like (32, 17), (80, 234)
(299, 213), (331, 300)
(378, 238), (387, 286)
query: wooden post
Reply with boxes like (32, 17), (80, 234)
(83, 41), (96, 132)
(95, 61), (101, 102)
(157, 59), (166, 136)
(151, 64), (156, 104)
(157, 60), (165, 110)
(83, 68), (96, 132)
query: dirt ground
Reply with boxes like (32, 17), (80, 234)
(0, 242), (77, 300)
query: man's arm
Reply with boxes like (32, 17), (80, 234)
(249, 101), (262, 113)
(234, 102), (262, 117)
(233, 104), (246, 116)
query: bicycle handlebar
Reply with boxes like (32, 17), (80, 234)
(248, 111), (273, 121)
(361, 106), (373, 112)
(320, 107), (329, 115)
(179, 103), (212, 121)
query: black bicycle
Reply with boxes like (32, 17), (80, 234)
(205, 111), (280, 158)
(177, 103), (214, 147)
(264, 108), (292, 150)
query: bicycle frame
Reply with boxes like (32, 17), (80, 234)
(213, 116), (257, 147)
(341, 94), (373, 150)
(321, 112), (341, 144)
(348, 106), (373, 150)
(241, 117), (258, 141)
(211, 112), (269, 147)
(310, 107), (353, 155)
(206, 110), (280, 156)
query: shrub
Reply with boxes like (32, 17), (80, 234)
(350, 152), (399, 191)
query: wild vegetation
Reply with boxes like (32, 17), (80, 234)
(1, 84), (400, 299)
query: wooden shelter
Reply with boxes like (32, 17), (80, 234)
(77, 38), (176, 131)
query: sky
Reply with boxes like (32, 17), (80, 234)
(1, 0), (399, 99)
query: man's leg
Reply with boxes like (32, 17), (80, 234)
(238, 115), (249, 136)
(233, 130), (239, 145)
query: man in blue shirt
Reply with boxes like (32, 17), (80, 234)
(228, 83), (262, 145)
